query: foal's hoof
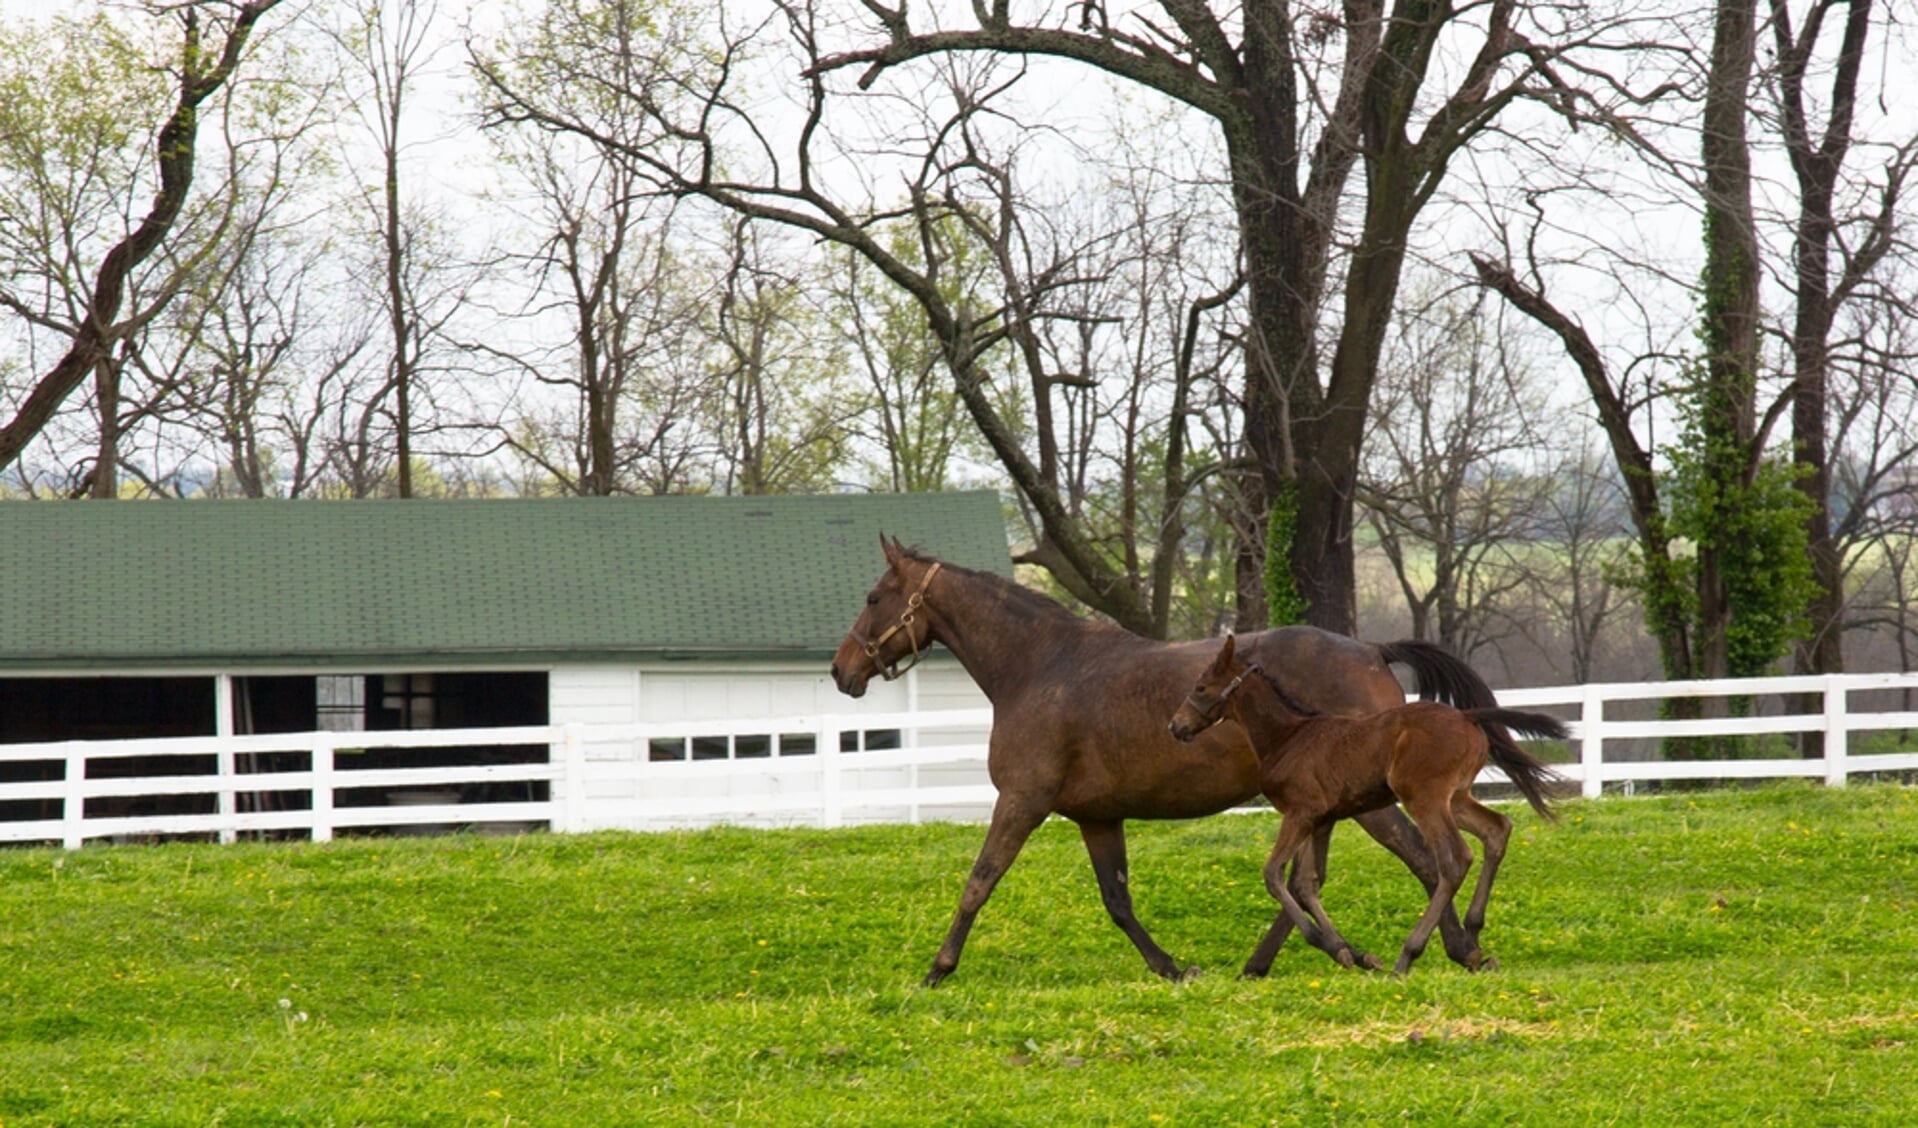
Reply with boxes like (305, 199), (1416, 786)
(1333, 947), (1383, 971)
(1178, 965), (1203, 982)
(1463, 951), (1500, 973)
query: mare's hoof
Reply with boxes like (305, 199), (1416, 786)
(1333, 948), (1357, 969)
(921, 966), (953, 988)
(1239, 965), (1271, 981)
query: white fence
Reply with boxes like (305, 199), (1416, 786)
(6, 672), (1918, 848)
(0, 709), (996, 848)
(1498, 670), (1918, 797)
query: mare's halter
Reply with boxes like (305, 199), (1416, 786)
(1184, 661), (1262, 727)
(853, 562), (943, 681)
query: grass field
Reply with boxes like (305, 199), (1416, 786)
(1, 783), (1915, 1126)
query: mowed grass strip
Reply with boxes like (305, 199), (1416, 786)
(0, 782), (1914, 1125)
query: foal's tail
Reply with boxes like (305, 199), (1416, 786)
(1466, 708), (1570, 822)
(1379, 640), (1500, 710)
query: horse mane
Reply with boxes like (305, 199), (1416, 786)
(898, 547), (1090, 628)
(1252, 666), (1324, 719)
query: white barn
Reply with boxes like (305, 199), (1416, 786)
(0, 492), (1009, 841)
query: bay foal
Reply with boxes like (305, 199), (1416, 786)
(1168, 635), (1566, 974)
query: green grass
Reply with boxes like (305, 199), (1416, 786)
(2, 783), (1916, 1125)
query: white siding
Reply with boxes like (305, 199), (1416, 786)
(550, 658), (993, 831)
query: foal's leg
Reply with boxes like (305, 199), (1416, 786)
(1078, 818), (1196, 981)
(1393, 800), (1471, 976)
(1241, 821), (1330, 978)
(924, 793), (1051, 987)
(1353, 806), (1480, 968)
(1286, 834), (1385, 971)
(1263, 817), (1368, 970)
(1451, 794), (1513, 969)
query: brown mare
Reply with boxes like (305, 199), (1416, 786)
(828, 539), (1507, 986)
(1167, 634), (1567, 974)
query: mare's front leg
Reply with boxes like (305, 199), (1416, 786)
(1352, 805), (1481, 969)
(1079, 819), (1195, 981)
(923, 792), (1051, 987)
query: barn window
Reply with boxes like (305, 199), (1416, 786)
(375, 674), (438, 729)
(840, 728), (902, 753)
(315, 676), (365, 732)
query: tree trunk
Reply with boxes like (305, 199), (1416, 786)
(1695, 0), (1762, 688)
(89, 357), (121, 499)
(1775, 0), (1874, 752)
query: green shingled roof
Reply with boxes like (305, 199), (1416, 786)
(0, 493), (1011, 670)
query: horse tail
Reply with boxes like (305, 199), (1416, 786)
(1378, 640), (1500, 709)
(1466, 708), (1569, 822)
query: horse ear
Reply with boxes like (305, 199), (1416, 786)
(880, 533), (900, 567)
(1221, 633), (1237, 662)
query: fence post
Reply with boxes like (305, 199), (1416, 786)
(1581, 684), (1605, 800)
(820, 718), (843, 829)
(312, 733), (336, 843)
(62, 743), (86, 850)
(1823, 675), (1849, 788)
(214, 674), (237, 844)
(558, 723), (584, 833)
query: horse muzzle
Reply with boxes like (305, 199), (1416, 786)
(830, 659), (870, 699)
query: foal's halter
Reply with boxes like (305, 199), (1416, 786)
(853, 562), (943, 681)
(1184, 661), (1263, 727)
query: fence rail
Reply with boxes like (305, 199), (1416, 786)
(6, 672), (1918, 847)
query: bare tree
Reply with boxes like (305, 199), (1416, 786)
(1358, 285), (1553, 660)
(1458, 0), (1917, 763)
(0, 0), (285, 481)
(476, 0), (1594, 635)
(479, 93), (711, 495)
(827, 233), (980, 493)
(1525, 444), (1636, 685)
(1765, 0), (1916, 689)
(706, 217), (858, 494)
(330, 0), (471, 498)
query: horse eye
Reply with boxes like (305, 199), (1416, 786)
(866, 594), (879, 606)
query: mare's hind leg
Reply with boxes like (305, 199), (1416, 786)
(1451, 795), (1513, 968)
(1263, 817), (1367, 970)
(1393, 800), (1471, 976)
(1353, 806), (1480, 968)
(924, 793), (1051, 987)
(1078, 819), (1195, 981)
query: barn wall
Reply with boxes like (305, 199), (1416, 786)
(549, 659), (993, 830)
